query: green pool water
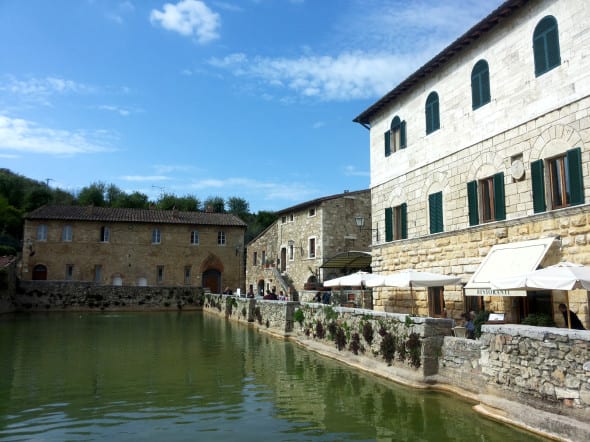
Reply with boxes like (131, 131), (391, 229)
(0, 312), (547, 441)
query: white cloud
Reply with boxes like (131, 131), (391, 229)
(120, 175), (170, 182)
(188, 177), (317, 203)
(205, 0), (502, 102)
(150, 0), (220, 44)
(98, 104), (140, 116)
(209, 51), (417, 101)
(344, 165), (369, 177)
(0, 115), (114, 155)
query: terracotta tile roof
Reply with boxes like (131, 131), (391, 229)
(275, 189), (369, 215)
(353, 0), (529, 125)
(25, 205), (247, 227)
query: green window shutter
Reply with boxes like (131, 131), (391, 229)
(546, 26), (561, 69)
(385, 207), (393, 242)
(400, 120), (407, 149)
(433, 99), (440, 131)
(533, 33), (547, 76)
(471, 73), (481, 109)
(467, 181), (479, 226)
(429, 192), (443, 234)
(481, 68), (490, 105)
(384, 131), (391, 157)
(400, 203), (407, 239)
(531, 159), (546, 213)
(493, 172), (506, 221)
(567, 147), (584, 205)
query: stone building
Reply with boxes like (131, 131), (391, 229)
(21, 205), (246, 293)
(245, 190), (371, 297)
(353, 0), (590, 326)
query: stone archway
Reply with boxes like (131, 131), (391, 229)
(201, 254), (224, 294)
(32, 264), (47, 280)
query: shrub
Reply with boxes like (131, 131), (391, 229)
(294, 309), (305, 325)
(315, 320), (325, 339)
(407, 332), (421, 368)
(380, 332), (396, 365)
(349, 332), (361, 355)
(335, 327), (347, 351)
(362, 322), (374, 345)
(522, 313), (555, 327)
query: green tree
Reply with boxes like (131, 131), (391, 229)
(24, 187), (53, 211)
(227, 196), (249, 219)
(77, 182), (107, 206)
(116, 191), (150, 209)
(203, 196), (225, 213)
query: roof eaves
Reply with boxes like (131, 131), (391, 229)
(352, 0), (528, 126)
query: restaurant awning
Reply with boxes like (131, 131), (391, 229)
(464, 237), (558, 296)
(320, 251), (371, 270)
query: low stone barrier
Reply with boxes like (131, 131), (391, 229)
(13, 280), (203, 311)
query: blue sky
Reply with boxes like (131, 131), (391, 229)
(0, 0), (503, 212)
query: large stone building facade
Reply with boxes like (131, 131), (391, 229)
(246, 190), (371, 296)
(354, 0), (590, 326)
(21, 206), (246, 293)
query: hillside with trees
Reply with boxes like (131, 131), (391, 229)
(0, 169), (276, 255)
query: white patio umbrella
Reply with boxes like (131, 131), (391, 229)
(323, 271), (382, 288)
(490, 261), (590, 328)
(366, 269), (462, 288)
(365, 269), (461, 314)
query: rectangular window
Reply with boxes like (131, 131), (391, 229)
(385, 204), (407, 241)
(217, 231), (226, 245)
(184, 266), (191, 285)
(308, 238), (316, 258)
(532, 148), (584, 213)
(467, 173), (505, 226)
(428, 287), (445, 317)
(157, 265), (164, 283)
(62, 225), (72, 242)
(65, 264), (74, 281)
(100, 226), (110, 242)
(428, 192), (443, 234)
(152, 228), (161, 244)
(94, 265), (102, 283)
(262, 251), (266, 265)
(289, 244), (294, 260)
(281, 216), (287, 223)
(308, 207), (316, 217)
(479, 177), (495, 223)
(190, 230), (199, 245)
(37, 224), (48, 241)
(253, 251), (258, 266)
(289, 213), (294, 222)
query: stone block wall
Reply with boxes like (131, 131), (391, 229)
(480, 324), (590, 420)
(370, 204), (590, 326)
(13, 280), (203, 311)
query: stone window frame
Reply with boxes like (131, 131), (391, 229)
(37, 224), (48, 241)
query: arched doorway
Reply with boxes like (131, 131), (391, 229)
(32, 264), (47, 280)
(201, 253), (224, 294)
(112, 275), (123, 286)
(257, 279), (265, 296)
(280, 247), (287, 272)
(203, 269), (221, 293)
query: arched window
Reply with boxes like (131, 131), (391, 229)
(425, 92), (440, 134)
(533, 15), (560, 76)
(471, 60), (490, 110)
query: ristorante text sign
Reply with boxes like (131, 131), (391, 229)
(464, 288), (527, 297)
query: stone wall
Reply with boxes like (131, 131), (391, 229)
(13, 280), (203, 311)
(207, 297), (590, 440)
(480, 324), (590, 420)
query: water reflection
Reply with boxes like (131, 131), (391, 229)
(0, 312), (547, 441)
